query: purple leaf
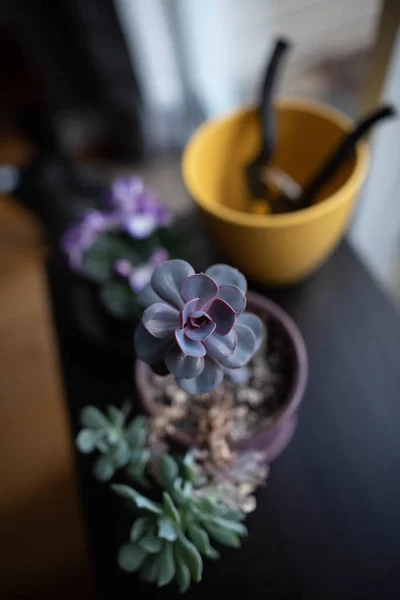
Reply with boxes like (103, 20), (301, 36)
(181, 273), (218, 309)
(151, 260), (195, 309)
(219, 323), (257, 369)
(180, 298), (198, 328)
(134, 322), (173, 364)
(207, 298), (236, 336)
(142, 303), (180, 339)
(176, 357), (223, 394)
(217, 284), (246, 314)
(204, 329), (237, 360)
(186, 321), (216, 342)
(165, 344), (205, 379)
(205, 264), (247, 293)
(237, 313), (264, 351)
(175, 329), (206, 358)
(137, 284), (163, 308)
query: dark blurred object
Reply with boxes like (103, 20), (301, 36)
(1, 0), (143, 160)
(246, 38), (291, 211)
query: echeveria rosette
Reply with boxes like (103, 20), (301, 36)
(134, 260), (264, 394)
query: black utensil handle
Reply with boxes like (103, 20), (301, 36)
(259, 37), (291, 164)
(298, 105), (397, 209)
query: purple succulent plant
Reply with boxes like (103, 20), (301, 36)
(134, 260), (264, 394)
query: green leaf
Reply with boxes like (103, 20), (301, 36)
(139, 532), (163, 553)
(203, 522), (241, 548)
(159, 455), (179, 488)
(162, 492), (181, 525)
(80, 406), (109, 429)
(157, 542), (175, 587)
(125, 449), (150, 488)
(130, 516), (152, 542)
(110, 439), (130, 467)
(100, 280), (137, 320)
(126, 416), (148, 449)
(140, 555), (159, 583)
(82, 233), (140, 284)
(93, 455), (115, 482)
(182, 451), (199, 484)
(187, 523), (212, 556)
(107, 405), (125, 428)
(158, 516), (178, 542)
(207, 516), (248, 536)
(111, 484), (162, 514)
(117, 543), (147, 572)
(175, 559), (191, 593)
(176, 534), (203, 582)
(205, 546), (220, 560)
(171, 478), (188, 505)
(76, 428), (99, 453)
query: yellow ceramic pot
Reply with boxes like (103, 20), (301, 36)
(182, 99), (369, 285)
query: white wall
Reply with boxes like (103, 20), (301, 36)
(350, 27), (400, 307)
(176, 0), (381, 117)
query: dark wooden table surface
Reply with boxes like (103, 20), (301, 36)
(47, 239), (400, 600)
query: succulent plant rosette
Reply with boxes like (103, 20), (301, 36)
(76, 259), (283, 592)
(61, 176), (187, 320)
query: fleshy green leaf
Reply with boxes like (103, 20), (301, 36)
(125, 449), (150, 487)
(158, 516), (178, 542)
(76, 428), (99, 453)
(175, 559), (191, 593)
(107, 405), (125, 428)
(125, 416), (148, 449)
(94, 455), (115, 482)
(162, 492), (181, 525)
(112, 484), (162, 514)
(118, 543), (147, 572)
(206, 546), (220, 560)
(203, 522), (241, 548)
(176, 534), (203, 582)
(208, 516), (248, 536)
(139, 532), (163, 553)
(130, 516), (152, 542)
(110, 439), (130, 467)
(157, 542), (175, 587)
(80, 406), (109, 429)
(187, 523), (212, 556)
(140, 555), (159, 583)
(159, 455), (179, 488)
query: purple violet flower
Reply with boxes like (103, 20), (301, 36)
(110, 176), (172, 239)
(61, 177), (172, 271)
(113, 248), (169, 294)
(134, 260), (264, 394)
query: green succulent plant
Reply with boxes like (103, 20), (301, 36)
(76, 405), (150, 486)
(112, 453), (247, 592)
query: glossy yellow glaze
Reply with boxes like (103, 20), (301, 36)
(182, 99), (369, 284)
